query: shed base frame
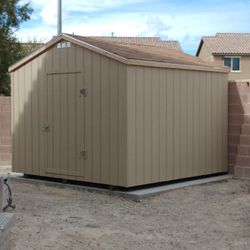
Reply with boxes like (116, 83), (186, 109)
(13, 172), (231, 200)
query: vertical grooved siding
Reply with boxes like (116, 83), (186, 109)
(135, 68), (144, 184)
(159, 69), (166, 181)
(166, 70), (174, 179)
(92, 53), (101, 182)
(126, 66), (228, 186)
(100, 57), (110, 183)
(223, 75), (228, 172)
(84, 49), (92, 181)
(12, 43), (127, 186)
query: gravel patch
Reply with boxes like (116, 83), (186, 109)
(5, 178), (250, 250)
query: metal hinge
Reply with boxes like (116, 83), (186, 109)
(80, 150), (87, 159)
(42, 122), (50, 132)
(80, 88), (87, 97)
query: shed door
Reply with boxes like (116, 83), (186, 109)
(45, 72), (85, 177)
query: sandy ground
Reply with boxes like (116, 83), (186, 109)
(0, 174), (245, 250)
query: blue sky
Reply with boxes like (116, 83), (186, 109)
(18, 0), (250, 55)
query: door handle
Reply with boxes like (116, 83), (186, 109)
(42, 123), (50, 132)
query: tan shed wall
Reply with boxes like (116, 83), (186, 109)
(126, 66), (228, 187)
(12, 40), (228, 188)
(12, 42), (127, 186)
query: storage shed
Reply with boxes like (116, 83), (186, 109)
(9, 34), (229, 187)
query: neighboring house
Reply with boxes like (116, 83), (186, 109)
(72, 35), (183, 51)
(196, 33), (250, 80)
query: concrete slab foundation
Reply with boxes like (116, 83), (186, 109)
(12, 174), (233, 200)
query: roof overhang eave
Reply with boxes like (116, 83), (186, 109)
(213, 52), (250, 56)
(195, 39), (204, 57)
(127, 59), (229, 73)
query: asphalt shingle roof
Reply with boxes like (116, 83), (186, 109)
(70, 35), (219, 67)
(84, 36), (183, 51)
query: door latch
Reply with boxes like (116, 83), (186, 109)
(80, 88), (87, 97)
(80, 150), (87, 159)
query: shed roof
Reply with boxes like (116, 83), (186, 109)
(196, 33), (250, 56)
(9, 34), (228, 73)
(84, 36), (182, 51)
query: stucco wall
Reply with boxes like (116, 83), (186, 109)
(229, 80), (250, 179)
(213, 56), (250, 81)
(198, 44), (250, 81)
(198, 43), (214, 62)
(0, 97), (11, 165)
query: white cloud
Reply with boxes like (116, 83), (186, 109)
(39, 0), (57, 25)
(30, 0), (146, 25)
(16, 0), (250, 54)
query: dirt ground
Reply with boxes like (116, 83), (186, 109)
(3, 175), (250, 250)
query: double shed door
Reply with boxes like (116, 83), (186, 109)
(45, 72), (85, 177)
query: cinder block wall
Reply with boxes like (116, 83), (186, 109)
(0, 97), (11, 165)
(229, 80), (250, 179)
